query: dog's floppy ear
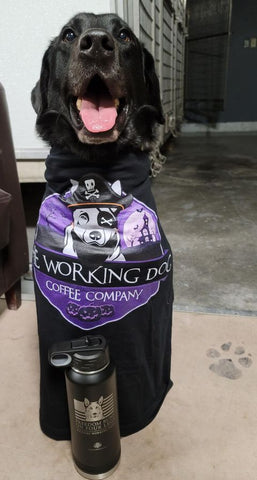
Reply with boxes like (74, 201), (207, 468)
(142, 47), (165, 124)
(31, 45), (52, 115)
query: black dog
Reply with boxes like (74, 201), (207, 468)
(32, 12), (173, 440)
(32, 12), (164, 157)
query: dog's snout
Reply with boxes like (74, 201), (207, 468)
(89, 231), (102, 241)
(80, 29), (115, 56)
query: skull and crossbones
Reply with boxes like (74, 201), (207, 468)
(84, 179), (100, 200)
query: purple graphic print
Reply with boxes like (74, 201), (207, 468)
(33, 175), (171, 330)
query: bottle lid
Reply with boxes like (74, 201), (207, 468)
(48, 335), (110, 373)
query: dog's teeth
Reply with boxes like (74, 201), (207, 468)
(114, 99), (120, 109)
(76, 98), (82, 111)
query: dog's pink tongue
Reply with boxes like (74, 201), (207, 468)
(80, 95), (117, 133)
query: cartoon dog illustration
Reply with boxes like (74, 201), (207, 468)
(63, 205), (124, 261)
(61, 175), (133, 262)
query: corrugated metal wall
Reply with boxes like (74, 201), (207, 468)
(111, 0), (187, 142)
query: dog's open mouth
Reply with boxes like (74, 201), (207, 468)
(70, 75), (128, 143)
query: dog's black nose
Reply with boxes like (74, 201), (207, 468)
(80, 29), (114, 56)
(89, 231), (102, 241)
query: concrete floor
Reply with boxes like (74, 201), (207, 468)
(152, 133), (257, 315)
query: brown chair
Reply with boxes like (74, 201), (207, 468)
(0, 83), (29, 309)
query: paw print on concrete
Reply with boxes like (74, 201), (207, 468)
(207, 342), (253, 380)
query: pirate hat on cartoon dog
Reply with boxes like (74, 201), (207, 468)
(61, 174), (133, 211)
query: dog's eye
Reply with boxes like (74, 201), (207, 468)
(63, 29), (76, 42)
(78, 212), (89, 226)
(118, 29), (131, 43)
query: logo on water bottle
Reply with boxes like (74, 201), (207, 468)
(74, 394), (115, 435)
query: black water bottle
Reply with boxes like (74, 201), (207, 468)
(49, 335), (121, 479)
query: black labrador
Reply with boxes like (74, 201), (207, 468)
(32, 12), (173, 441)
(32, 12), (164, 156)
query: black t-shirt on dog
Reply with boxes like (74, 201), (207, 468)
(34, 147), (173, 439)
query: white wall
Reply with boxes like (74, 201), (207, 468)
(0, 0), (113, 158)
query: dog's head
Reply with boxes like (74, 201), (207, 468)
(31, 12), (164, 156)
